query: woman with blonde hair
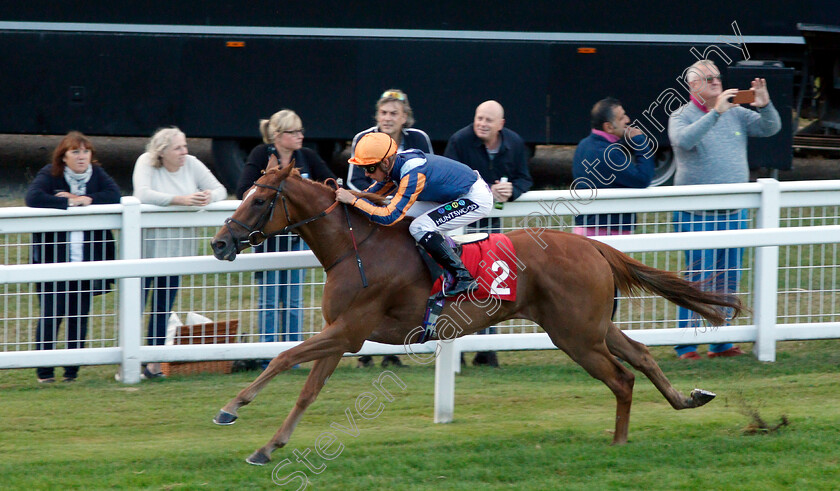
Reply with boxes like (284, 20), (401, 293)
(132, 127), (227, 378)
(236, 109), (335, 370)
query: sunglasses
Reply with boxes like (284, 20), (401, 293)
(362, 163), (379, 174)
(282, 128), (304, 136)
(704, 75), (722, 82)
(380, 90), (406, 101)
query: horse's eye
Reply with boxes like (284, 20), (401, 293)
(254, 198), (266, 206)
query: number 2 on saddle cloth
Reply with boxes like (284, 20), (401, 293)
(417, 233), (519, 342)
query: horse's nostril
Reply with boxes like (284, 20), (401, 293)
(213, 240), (226, 251)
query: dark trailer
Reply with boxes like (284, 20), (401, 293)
(0, 1), (833, 187)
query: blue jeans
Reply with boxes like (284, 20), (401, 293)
(144, 276), (179, 346)
(256, 241), (306, 344)
(673, 210), (748, 355)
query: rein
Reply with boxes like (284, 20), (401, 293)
(224, 180), (339, 247)
(323, 223), (377, 273)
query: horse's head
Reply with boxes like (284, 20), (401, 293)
(211, 164), (298, 261)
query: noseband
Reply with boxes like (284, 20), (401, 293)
(224, 180), (339, 247)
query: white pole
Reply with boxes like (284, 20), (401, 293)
(118, 197), (143, 383)
(753, 179), (780, 362)
(434, 339), (456, 423)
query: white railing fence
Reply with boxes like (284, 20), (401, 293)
(2, 179), (840, 418)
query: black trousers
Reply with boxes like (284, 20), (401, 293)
(35, 281), (93, 379)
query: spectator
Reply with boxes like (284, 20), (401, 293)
(444, 100), (533, 367)
(348, 89), (432, 368)
(445, 100), (533, 234)
(347, 89), (433, 192)
(236, 109), (335, 370)
(668, 59), (781, 360)
(132, 127), (227, 377)
(26, 131), (121, 383)
(572, 97), (655, 236)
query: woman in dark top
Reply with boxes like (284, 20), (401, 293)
(235, 109), (335, 369)
(25, 131), (121, 383)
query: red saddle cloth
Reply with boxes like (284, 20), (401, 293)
(431, 233), (518, 301)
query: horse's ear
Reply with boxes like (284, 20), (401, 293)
(278, 161), (295, 179)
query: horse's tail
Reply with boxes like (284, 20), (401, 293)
(587, 239), (742, 326)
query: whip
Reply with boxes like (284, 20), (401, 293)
(337, 179), (368, 288)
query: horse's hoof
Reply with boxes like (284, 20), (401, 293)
(213, 410), (238, 425)
(246, 450), (271, 465)
(690, 388), (716, 407)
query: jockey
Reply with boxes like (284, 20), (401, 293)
(335, 132), (494, 296)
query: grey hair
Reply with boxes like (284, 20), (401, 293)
(145, 127), (186, 168)
(685, 59), (718, 84)
(258, 109), (303, 144)
(376, 89), (415, 128)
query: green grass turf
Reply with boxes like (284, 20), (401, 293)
(1, 340), (839, 490)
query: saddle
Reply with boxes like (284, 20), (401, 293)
(415, 232), (519, 343)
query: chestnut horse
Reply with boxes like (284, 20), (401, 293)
(210, 164), (741, 465)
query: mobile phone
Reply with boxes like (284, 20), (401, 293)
(732, 90), (755, 105)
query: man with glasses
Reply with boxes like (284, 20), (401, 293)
(336, 132), (493, 298)
(668, 59), (781, 360)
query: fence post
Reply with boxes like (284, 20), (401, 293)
(434, 339), (456, 423)
(753, 178), (780, 362)
(118, 197), (143, 383)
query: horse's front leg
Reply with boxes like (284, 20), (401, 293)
(214, 323), (360, 427)
(246, 353), (343, 465)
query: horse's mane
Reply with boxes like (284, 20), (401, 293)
(263, 167), (390, 206)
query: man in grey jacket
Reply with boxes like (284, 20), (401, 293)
(668, 59), (781, 360)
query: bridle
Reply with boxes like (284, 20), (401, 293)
(224, 179), (339, 247)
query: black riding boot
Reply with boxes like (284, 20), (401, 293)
(419, 232), (476, 297)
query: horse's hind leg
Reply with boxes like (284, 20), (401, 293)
(246, 353), (343, 465)
(605, 322), (715, 410)
(559, 339), (636, 445)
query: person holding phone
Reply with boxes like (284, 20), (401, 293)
(668, 59), (781, 360)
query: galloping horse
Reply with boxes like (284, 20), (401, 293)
(210, 164), (741, 465)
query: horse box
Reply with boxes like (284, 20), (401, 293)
(161, 320), (238, 376)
